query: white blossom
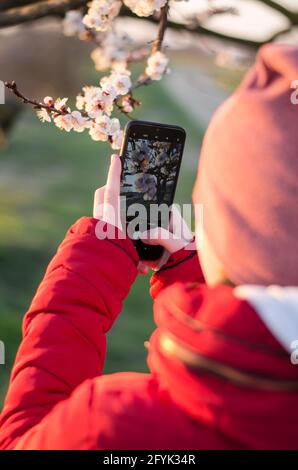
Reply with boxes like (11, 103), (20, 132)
(89, 115), (110, 141)
(71, 111), (90, 132)
(135, 173), (157, 200)
(145, 51), (169, 80)
(124, 0), (167, 17)
(91, 47), (115, 72)
(63, 10), (85, 37)
(111, 129), (123, 150)
(90, 30), (130, 71)
(121, 95), (134, 113)
(83, 86), (104, 116)
(100, 95), (115, 116)
(43, 96), (54, 106)
(95, 115), (118, 135)
(89, 115), (121, 142)
(100, 78), (118, 100)
(83, 0), (121, 32)
(54, 97), (69, 112)
(156, 150), (168, 166)
(109, 71), (132, 96)
(130, 142), (150, 172)
(54, 114), (73, 132)
(99, 87), (116, 116)
(76, 94), (85, 111)
(77, 85), (115, 117)
(91, 45), (126, 72)
(36, 108), (51, 123)
(112, 60), (130, 72)
(89, 122), (108, 142)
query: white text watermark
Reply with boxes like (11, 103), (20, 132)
(290, 340), (298, 365)
(0, 80), (4, 104)
(94, 201), (203, 250)
(0, 340), (5, 365)
(290, 80), (298, 104)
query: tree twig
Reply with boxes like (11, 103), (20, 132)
(4, 80), (67, 114)
(152, 1), (169, 54)
(120, 4), (293, 50)
(0, 1), (45, 12)
(5, 79), (144, 120)
(0, 0), (88, 27)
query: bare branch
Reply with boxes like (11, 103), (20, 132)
(0, 1), (44, 12)
(0, 0), (295, 49)
(152, 1), (169, 54)
(5, 80), (68, 114)
(121, 6), (291, 50)
(191, 21), (292, 49)
(0, 0), (88, 27)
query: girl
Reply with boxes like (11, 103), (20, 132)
(1, 43), (298, 450)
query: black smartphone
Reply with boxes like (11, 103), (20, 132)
(120, 120), (186, 261)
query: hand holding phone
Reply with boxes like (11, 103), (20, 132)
(93, 154), (193, 273)
(120, 120), (186, 261)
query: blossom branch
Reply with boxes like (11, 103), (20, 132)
(4, 1), (172, 149)
(5, 78), (141, 119)
(4, 80), (67, 115)
(120, 3), (290, 49)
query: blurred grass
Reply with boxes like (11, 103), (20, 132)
(0, 77), (203, 404)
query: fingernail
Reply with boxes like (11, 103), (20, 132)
(111, 154), (119, 161)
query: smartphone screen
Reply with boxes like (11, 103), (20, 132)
(120, 120), (186, 260)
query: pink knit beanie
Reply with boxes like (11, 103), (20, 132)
(193, 44), (298, 286)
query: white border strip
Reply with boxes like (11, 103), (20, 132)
(235, 285), (298, 353)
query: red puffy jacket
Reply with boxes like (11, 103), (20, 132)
(1, 217), (298, 450)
